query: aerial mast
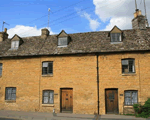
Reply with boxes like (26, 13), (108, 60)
(144, 0), (149, 27)
(48, 8), (50, 30)
(2, 21), (9, 32)
(135, 0), (138, 11)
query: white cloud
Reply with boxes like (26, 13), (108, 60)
(83, 12), (100, 31)
(104, 17), (132, 31)
(76, 8), (100, 31)
(7, 25), (54, 38)
(93, 0), (150, 30)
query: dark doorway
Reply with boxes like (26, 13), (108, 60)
(105, 89), (118, 114)
(60, 88), (73, 113)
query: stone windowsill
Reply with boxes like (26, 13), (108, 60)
(5, 100), (16, 103)
(57, 45), (68, 48)
(110, 42), (123, 44)
(124, 106), (134, 107)
(122, 73), (136, 76)
(42, 104), (54, 107)
(42, 74), (53, 77)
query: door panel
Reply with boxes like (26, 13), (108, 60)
(61, 89), (73, 112)
(105, 89), (118, 114)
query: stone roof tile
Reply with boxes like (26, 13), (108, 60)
(0, 28), (150, 57)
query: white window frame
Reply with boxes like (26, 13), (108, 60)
(124, 90), (138, 106)
(122, 59), (135, 74)
(11, 41), (19, 49)
(42, 90), (54, 104)
(58, 37), (68, 47)
(5, 87), (16, 100)
(111, 33), (121, 42)
(42, 62), (53, 75)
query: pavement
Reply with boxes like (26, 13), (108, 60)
(0, 110), (149, 120)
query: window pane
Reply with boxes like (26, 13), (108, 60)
(11, 94), (16, 100)
(111, 34), (115, 42)
(8, 93), (11, 100)
(42, 67), (48, 75)
(0, 63), (2, 76)
(129, 60), (134, 72)
(125, 91), (138, 105)
(49, 91), (54, 104)
(111, 33), (121, 42)
(11, 41), (19, 49)
(15, 41), (19, 48)
(11, 41), (15, 48)
(7, 88), (12, 94)
(48, 63), (53, 74)
(125, 97), (131, 105)
(5, 92), (8, 100)
(12, 88), (16, 93)
(125, 91), (131, 105)
(58, 37), (68, 46)
(132, 91), (137, 104)
(122, 65), (128, 73)
(116, 33), (121, 41)
(42, 62), (53, 75)
(43, 97), (48, 103)
(125, 91), (131, 97)
(43, 62), (48, 67)
(6, 88), (16, 100)
(122, 60), (128, 65)
(43, 91), (49, 96)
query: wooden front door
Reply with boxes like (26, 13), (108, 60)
(61, 88), (73, 112)
(105, 89), (118, 114)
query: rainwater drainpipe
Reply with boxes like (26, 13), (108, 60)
(96, 53), (100, 115)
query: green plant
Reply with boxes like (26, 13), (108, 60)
(134, 98), (150, 118)
(133, 103), (143, 114)
(140, 98), (150, 118)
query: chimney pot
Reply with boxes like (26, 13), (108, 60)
(4, 28), (7, 33)
(132, 10), (146, 29)
(41, 28), (49, 38)
(0, 28), (8, 42)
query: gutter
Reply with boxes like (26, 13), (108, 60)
(96, 53), (100, 115)
(1, 50), (150, 59)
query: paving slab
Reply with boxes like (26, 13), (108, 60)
(0, 110), (149, 120)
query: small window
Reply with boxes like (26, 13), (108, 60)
(42, 62), (53, 75)
(42, 90), (54, 104)
(0, 63), (3, 76)
(122, 59), (135, 73)
(58, 37), (68, 46)
(5, 87), (16, 100)
(11, 41), (19, 49)
(111, 33), (121, 42)
(124, 90), (138, 105)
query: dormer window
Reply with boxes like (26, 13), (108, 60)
(111, 33), (121, 42)
(57, 30), (70, 47)
(10, 34), (23, 50)
(11, 41), (19, 49)
(58, 37), (68, 47)
(109, 26), (122, 43)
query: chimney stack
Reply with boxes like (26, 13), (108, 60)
(41, 28), (50, 39)
(0, 28), (9, 42)
(132, 9), (147, 29)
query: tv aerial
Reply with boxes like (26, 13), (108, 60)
(2, 21), (10, 32)
(48, 8), (51, 29)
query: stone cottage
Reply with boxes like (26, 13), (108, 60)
(0, 9), (150, 115)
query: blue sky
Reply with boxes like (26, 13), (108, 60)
(0, 0), (150, 38)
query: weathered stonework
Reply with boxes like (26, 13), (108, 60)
(0, 52), (150, 115)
